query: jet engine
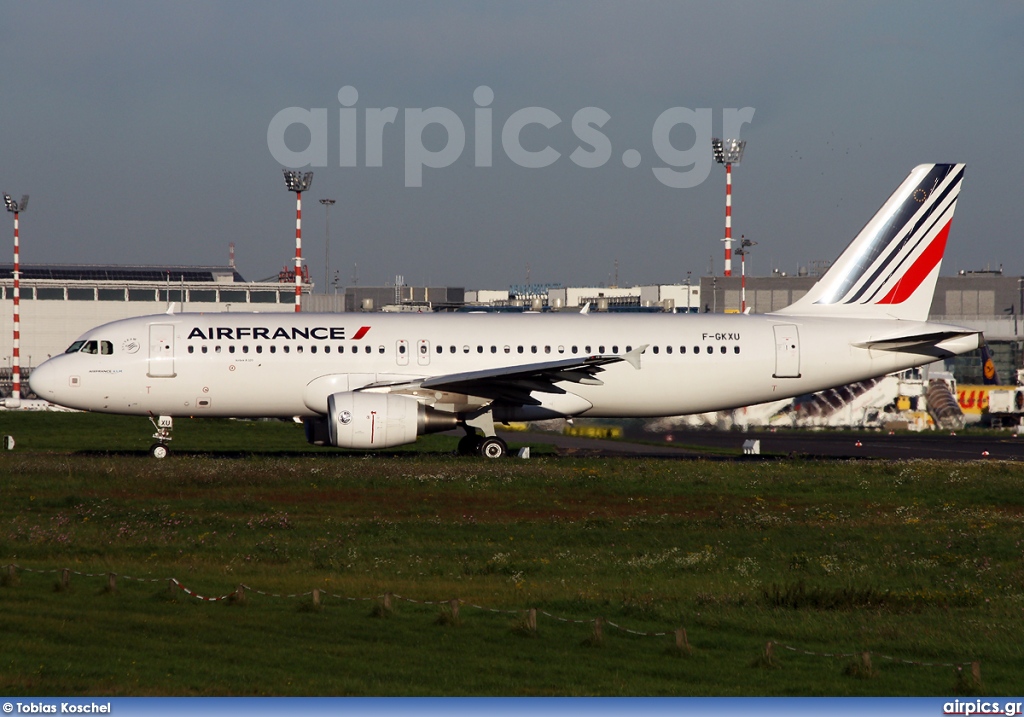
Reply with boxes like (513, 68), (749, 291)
(304, 391), (457, 449)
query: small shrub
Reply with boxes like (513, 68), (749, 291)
(952, 664), (983, 696)
(842, 653), (876, 679)
(750, 642), (781, 670)
(369, 601), (393, 619)
(434, 608), (461, 627)
(1, 572), (19, 588)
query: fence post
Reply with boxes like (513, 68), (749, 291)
(168, 578), (176, 594)
(527, 608), (537, 633)
(675, 628), (691, 654)
(383, 592), (392, 611)
(6, 564), (15, 581)
(107, 573), (116, 592)
(449, 598), (460, 621)
(593, 616), (604, 643)
(971, 661), (981, 687)
(312, 588), (321, 607)
(61, 568), (70, 589)
(234, 584), (245, 602)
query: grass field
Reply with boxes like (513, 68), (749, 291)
(1, 412), (1023, 696)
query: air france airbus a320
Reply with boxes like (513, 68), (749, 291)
(29, 164), (979, 458)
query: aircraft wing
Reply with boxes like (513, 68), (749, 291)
(363, 347), (644, 406)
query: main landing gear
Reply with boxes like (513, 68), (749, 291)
(148, 415), (173, 459)
(457, 411), (508, 459)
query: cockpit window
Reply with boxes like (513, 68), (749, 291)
(65, 339), (113, 355)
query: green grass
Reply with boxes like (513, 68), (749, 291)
(1, 412), (1022, 695)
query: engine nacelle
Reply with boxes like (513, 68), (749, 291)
(305, 392), (457, 449)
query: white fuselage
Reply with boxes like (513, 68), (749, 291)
(28, 311), (977, 420)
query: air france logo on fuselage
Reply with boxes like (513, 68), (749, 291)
(186, 326), (371, 341)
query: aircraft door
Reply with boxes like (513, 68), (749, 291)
(417, 339), (431, 366)
(772, 324), (801, 378)
(148, 323), (176, 378)
(396, 339), (410, 366)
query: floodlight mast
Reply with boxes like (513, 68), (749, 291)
(282, 170), (314, 312)
(320, 199), (336, 295)
(4, 192), (28, 408)
(711, 138), (746, 277)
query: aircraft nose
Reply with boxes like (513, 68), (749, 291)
(28, 360), (60, 401)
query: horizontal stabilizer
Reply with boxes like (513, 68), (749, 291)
(854, 328), (980, 357)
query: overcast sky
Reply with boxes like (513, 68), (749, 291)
(1, 1), (1021, 291)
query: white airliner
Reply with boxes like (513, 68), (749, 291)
(28, 164), (979, 458)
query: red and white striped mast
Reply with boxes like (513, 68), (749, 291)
(4, 192), (28, 409)
(712, 138), (746, 278)
(282, 170), (314, 312)
(736, 235), (756, 313)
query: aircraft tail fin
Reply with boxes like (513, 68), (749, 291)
(980, 340), (1001, 385)
(775, 164), (965, 321)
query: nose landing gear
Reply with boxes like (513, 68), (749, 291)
(148, 415), (173, 459)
